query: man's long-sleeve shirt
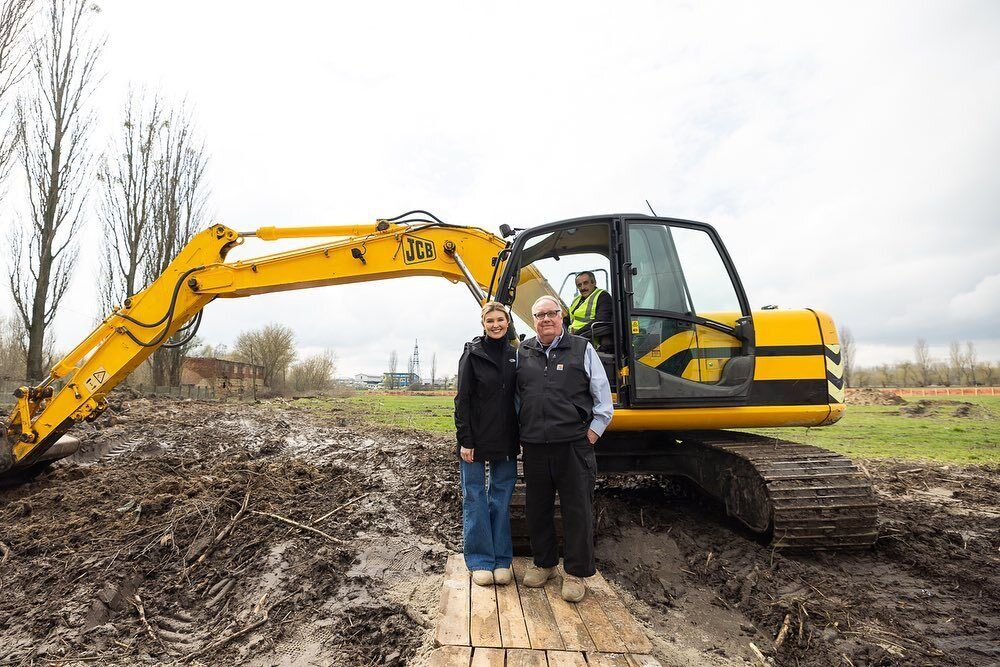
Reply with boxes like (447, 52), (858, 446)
(516, 330), (614, 437)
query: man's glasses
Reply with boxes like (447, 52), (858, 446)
(532, 310), (561, 321)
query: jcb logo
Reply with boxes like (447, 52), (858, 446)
(403, 236), (436, 264)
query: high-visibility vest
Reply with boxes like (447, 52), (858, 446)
(568, 288), (607, 334)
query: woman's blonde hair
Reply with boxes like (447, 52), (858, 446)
(480, 301), (509, 322)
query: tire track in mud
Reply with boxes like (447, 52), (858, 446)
(0, 398), (449, 666)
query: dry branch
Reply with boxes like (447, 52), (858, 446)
(749, 642), (773, 666)
(186, 489), (251, 573)
(774, 613), (792, 650)
(133, 594), (161, 647)
(312, 492), (370, 525)
(0, 541), (10, 569)
(251, 510), (346, 544)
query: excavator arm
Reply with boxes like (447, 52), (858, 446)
(1, 218), (537, 475)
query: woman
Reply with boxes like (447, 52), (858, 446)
(454, 301), (519, 586)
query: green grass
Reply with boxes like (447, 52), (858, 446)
(749, 395), (1000, 465)
(293, 393), (457, 433)
(292, 393), (1000, 465)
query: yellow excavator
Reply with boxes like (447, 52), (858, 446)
(0, 211), (875, 549)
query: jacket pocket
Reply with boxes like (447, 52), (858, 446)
(572, 401), (593, 424)
(572, 440), (597, 476)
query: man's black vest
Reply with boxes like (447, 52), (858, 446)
(516, 332), (594, 444)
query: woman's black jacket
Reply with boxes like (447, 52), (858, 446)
(454, 336), (519, 462)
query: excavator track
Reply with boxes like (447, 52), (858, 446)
(672, 431), (878, 549)
(592, 430), (878, 550)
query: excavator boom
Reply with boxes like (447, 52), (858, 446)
(1, 219), (525, 473)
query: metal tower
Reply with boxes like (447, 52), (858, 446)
(408, 339), (421, 384)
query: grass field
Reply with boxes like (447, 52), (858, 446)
(750, 395), (1000, 464)
(294, 394), (456, 433)
(295, 393), (1000, 465)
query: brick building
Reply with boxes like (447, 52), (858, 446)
(181, 357), (265, 397)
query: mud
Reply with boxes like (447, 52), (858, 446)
(1, 398), (998, 666)
(846, 389), (907, 406)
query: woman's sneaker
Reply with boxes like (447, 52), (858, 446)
(493, 567), (513, 585)
(471, 570), (494, 586)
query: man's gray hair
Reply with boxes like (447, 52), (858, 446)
(532, 295), (562, 313)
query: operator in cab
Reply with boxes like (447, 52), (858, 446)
(568, 271), (613, 351)
(453, 302), (519, 588)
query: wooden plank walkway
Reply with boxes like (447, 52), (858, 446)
(431, 555), (659, 666)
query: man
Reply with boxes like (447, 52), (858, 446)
(516, 295), (613, 602)
(568, 271), (613, 350)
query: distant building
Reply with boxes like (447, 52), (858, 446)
(181, 357), (265, 397)
(381, 371), (420, 388)
(354, 373), (383, 388)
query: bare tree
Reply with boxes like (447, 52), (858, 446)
(838, 325), (855, 388)
(982, 361), (995, 387)
(914, 338), (932, 387)
(387, 349), (398, 389)
(97, 89), (162, 313)
(289, 350), (336, 392)
(876, 363), (891, 388)
(0, 0), (33, 192)
(233, 324), (296, 390)
(932, 361), (950, 387)
(0, 312), (26, 379)
(143, 103), (209, 386)
(898, 360), (913, 387)
(430, 351), (436, 388)
(948, 341), (963, 386)
(9, 0), (102, 381)
(964, 341), (978, 387)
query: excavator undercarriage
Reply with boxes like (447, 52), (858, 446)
(597, 431), (877, 549)
(509, 431), (877, 553)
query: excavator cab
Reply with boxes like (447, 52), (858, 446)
(496, 215), (756, 409)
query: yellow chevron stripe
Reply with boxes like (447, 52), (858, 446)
(828, 381), (845, 403)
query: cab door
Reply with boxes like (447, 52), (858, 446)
(621, 217), (755, 406)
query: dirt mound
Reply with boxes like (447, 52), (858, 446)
(847, 388), (907, 406)
(899, 399), (987, 419)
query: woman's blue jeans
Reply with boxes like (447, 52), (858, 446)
(461, 458), (517, 571)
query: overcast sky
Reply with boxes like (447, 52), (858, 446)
(10, 1), (1000, 378)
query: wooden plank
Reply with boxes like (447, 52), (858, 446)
(496, 571), (531, 648)
(574, 583), (628, 653)
(469, 647), (505, 667)
(586, 570), (652, 654)
(546, 649), (588, 666)
(436, 554), (471, 647)
(470, 579), (502, 647)
(506, 648), (550, 667)
(587, 653), (631, 667)
(542, 573), (596, 651)
(512, 558), (564, 650)
(626, 656), (663, 667)
(428, 645), (473, 667)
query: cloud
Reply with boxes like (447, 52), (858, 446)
(949, 274), (1000, 322)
